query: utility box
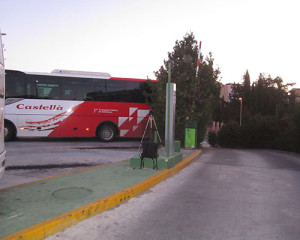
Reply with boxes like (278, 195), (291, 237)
(184, 121), (197, 149)
(174, 140), (181, 153)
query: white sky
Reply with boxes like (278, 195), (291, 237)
(1, 0), (300, 87)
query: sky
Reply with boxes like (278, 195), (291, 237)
(1, 0), (300, 87)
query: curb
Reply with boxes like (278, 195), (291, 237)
(1, 150), (201, 240)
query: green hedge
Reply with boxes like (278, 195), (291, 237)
(218, 121), (240, 148)
(217, 111), (300, 153)
(208, 131), (217, 147)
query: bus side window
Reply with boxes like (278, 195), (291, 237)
(105, 80), (146, 103)
(62, 89), (75, 100)
(84, 79), (106, 101)
(26, 82), (37, 98)
(5, 72), (26, 98)
(34, 76), (61, 99)
(126, 81), (147, 103)
(62, 78), (94, 101)
(106, 80), (127, 102)
(48, 87), (60, 99)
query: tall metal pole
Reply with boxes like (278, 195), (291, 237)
(166, 62), (171, 157)
(239, 98), (243, 126)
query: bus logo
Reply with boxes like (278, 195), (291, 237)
(16, 104), (64, 111)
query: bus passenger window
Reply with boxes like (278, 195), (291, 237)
(26, 82), (37, 98)
(5, 71), (26, 98)
(106, 80), (127, 102)
(62, 89), (75, 100)
(6, 80), (25, 98)
(36, 83), (60, 99)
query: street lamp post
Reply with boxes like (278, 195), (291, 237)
(238, 98), (243, 126)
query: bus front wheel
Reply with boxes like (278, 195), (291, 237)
(97, 124), (117, 142)
(4, 121), (16, 141)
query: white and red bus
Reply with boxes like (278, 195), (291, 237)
(5, 69), (155, 141)
(0, 30), (6, 179)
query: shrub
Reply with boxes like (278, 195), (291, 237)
(218, 109), (300, 153)
(239, 115), (278, 149)
(287, 104), (300, 153)
(218, 121), (240, 148)
(208, 131), (217, 147)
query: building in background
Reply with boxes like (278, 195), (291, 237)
(207, 83), (233, 134)
(220, 83), (233, 102)
(290, 88), (300, 103)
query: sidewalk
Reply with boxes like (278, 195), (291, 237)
(0, 149), (200, 240)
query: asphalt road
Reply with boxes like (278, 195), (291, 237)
(47, 148), (300, 240)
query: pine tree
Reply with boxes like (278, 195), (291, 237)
(149, 33), (221, 145)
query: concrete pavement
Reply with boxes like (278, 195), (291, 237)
(47, 148), (300, 240)
(1, 140), (142, 189)
(0, 148), (200, 240)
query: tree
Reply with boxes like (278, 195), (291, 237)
(253, 74), (292, 116)
(227, 72), (293, 119)
(243, 70), (251, 99)
(149, 33), (221, 146)
(219, 71), (299, 152)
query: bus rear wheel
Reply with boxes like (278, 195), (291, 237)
(4, 121), (16, 141)
(97, 124), (117, 142)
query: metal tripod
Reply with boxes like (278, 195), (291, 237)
(138, 110), (165, 156)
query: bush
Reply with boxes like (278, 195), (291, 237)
(218, 121), (240, 148)
(217, 109), (300, 153)
(286, 104), (300, 153)
(239, 115), (278, 149)
(208, 131), (217, 147)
